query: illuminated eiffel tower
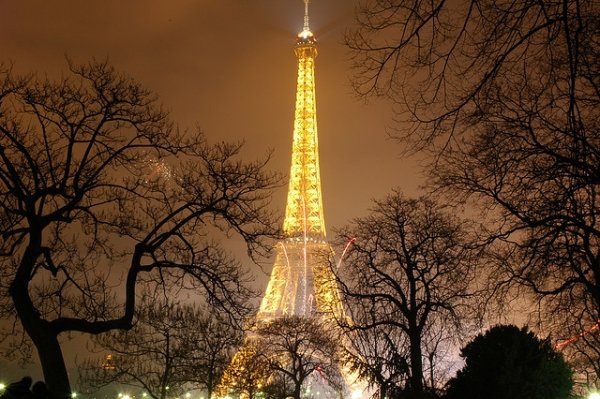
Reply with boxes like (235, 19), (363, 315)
(256, 1), (343, 323)
(217, 2), (361, 398)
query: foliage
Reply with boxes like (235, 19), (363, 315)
(347, 0), (600, 380)
(0, 60), (278, 397)
(445, 325), (573, 399)
(336, 191), (478, 398)
(79, 296), (241, 399)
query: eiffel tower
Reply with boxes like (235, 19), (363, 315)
(256, 1), (344, 323)
(218, 2), (360, 397)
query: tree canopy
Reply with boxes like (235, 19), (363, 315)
(255, 316), (343, 399)
(348, 0), (600, 381)
(0, 60), (278, 397)
(445, 325), (573, 399)
(218, 316), (343, 399)
(336, 191), (479, 398)
(79, 297), (241, 399)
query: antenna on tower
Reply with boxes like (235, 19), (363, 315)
(303, 0), (310, 31)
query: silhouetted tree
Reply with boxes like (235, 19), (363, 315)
(336, 191), (478, 398)
(0, 60), (278, 398)
(260, 373), (293, 399)
(347, 0), (600, 380)
(445, 325), (573, 399)
(255, 316), (343, 399)
(218, 340), (272, 399)
(343, 325), (409, 399)
(79, 296), (241, 399)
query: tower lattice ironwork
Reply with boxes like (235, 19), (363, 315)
(218, 2), (360, 397)
(256, 1), (344, 323)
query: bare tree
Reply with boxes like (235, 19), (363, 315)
(217, 339), (272, 399)
(347, 0), (600, 380)
(343, 325), (409, 399)
(255, 316), (343, 399)
(192, 306), (245, 399)
(0, 60), (279, 398)
(79, 296), (241, 399)
(336, 191), (478, 398)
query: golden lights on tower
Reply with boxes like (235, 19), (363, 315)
(218, 1), (361, 397)
(283, 0), (325, 240)
(102, 353), (116, 370)
(258, 0), (342, 320)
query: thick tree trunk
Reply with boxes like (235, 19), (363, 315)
(34, 330), (72, 399)
(206, 368), (214, 399)
(408, 331), (424, 395)
(10, 231), (72, 399)
(16, 308), (72, 398)
(293, 384), (302, 399)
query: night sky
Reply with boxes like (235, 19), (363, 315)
(0, 0), (422, 380)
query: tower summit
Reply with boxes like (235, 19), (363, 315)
(303, 0), (310, 32)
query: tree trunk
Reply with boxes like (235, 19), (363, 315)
(10, 230), (72, 399)
(293, 381), (302, 399)
(34, 330), (72, 399)
(12, 278), (72, 398)
(379, 385), (386, 399)
(408, 331), (424, 395)
(206, 368), (214, 399)
(406, 259), (424, 397)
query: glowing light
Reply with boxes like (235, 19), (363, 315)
(351, 390), (363, 399)
(255, 0), (344, 325)
(299, 29), (313, 40)
(556, 319), (600, 349)
(589, 392), (600, 399)
(218, 3), (360, 396)
(122, 395), (131, 399)
(142, 157), (173, 184)
(71, 393), (77, 398)
(0, 384), (5, 391)
(337, 237), (356, 269)
(102, 353), (116, 370)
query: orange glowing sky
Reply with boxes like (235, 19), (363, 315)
(0, 0), (423, 379)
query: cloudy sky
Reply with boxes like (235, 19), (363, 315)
(0, 0), (422, 380)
